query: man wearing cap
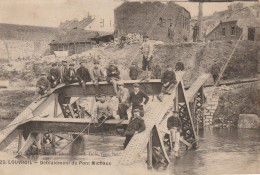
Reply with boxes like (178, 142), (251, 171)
(106, 61), (120, 93)
(167, 110), (182, 157)
(77, 61), (91, 89)
(90, 60), (105, 82)
(140, 35), (153, 81)
(63, 63), (77, 85)
(129, 62), (139, 80)
(123, 108), (145, 149)
(129, 83), (149, 117)
(117, 82), (130, 120)
(157, 65), (176, 102)
(47, 63), (61, 88)
(175, 60), (185, 72)
(92, 94), (113, 121)
(36, 72), (51, 100)
(60, 60), (68, 83)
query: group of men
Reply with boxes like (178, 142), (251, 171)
(35, 34), (185, 156)
(36, 59), (122, 99)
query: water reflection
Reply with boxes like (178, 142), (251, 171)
(0, 119), (259, 174)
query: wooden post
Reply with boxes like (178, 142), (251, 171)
(201, 87), (205, 130)
(51, 133), (56, 155)
(54, 96), (58, 118)
(18, 130), (23, 152)
(198, 3), (203, 41)
(175, 84), (179, 111)
(147, 130), (153, 169)
(74, 43), (76, 54)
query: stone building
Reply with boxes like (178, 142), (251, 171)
(114, 1), (191, 43)
(49, 30), (98, 56)
(206, 5), (260, 42)
(205, 21), (243, 41)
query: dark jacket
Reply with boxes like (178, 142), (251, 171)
(129, 66), (139, 80)
(63, 68), (77, 85)
(77, 66), (91, 83)
(167, 116), (182, 131)
(161, 70), (176, 85)
(36, 77), (50, 95)
(125, 117), (145, 135)
(49, 68), (61, 81)
(129, 91), (149, 109)
(106, 65), (120, 78)
(175, 62), (184, 71)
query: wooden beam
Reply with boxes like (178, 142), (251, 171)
(17, 132), (37, 155)
(0, 129), (21, 151)
(55, 80), (162, 97)
(147, 130), (153, 169)
(54, 95), (58, 118)
(18, 130), (23, 152)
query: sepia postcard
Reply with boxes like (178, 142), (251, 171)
(0, 0), (259, 174)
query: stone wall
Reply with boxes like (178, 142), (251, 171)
(0, 40), (50, 59)
(203, 87), (220, 126)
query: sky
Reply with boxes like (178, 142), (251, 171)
(0, 0), (258, 27)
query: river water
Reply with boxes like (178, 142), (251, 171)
(1, 119), (259, 174)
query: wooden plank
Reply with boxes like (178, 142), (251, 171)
(147, 130), (153, 169)
(56, 81), (162, 97)
(120, 80), (181, 165)
(18, 130), (23, 152)
(186, 74), (210, 102)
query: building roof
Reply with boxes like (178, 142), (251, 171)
(50, 29), (99, 44)
(205, 20), (238, 38)
(59, 17), (94, 30)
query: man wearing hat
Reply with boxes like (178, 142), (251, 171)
(76, 61), (91, 90)
(140, 35), (153, 81)
(123, 108), (145, 149)
(157, 65), (176, 102)
(129, 61), (139, 80)
(60, 60), (68, 83)
(117, 81), (130, 120)
(36, 72), (50, 100)
(167, 110), (182, 157)
(129, 83), (149, 117)
(47, 63), (61, 88)
(106, 60), (120, 93)
(63, 63), (77, 85)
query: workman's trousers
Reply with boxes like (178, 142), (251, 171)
(212, 74), (218, 83)
(170, 127), (180, 152)
(124, 134), (134, 149)
(161, 82), (175, 94)
(118, 103), (129, 120)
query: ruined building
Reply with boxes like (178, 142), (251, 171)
(114, 2), (191, 43)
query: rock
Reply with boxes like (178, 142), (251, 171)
(237, 114), (260, 129)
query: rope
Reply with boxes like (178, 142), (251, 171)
(214, 32), (243, 86)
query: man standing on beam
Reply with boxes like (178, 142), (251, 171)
(140, 35), (153, 82)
